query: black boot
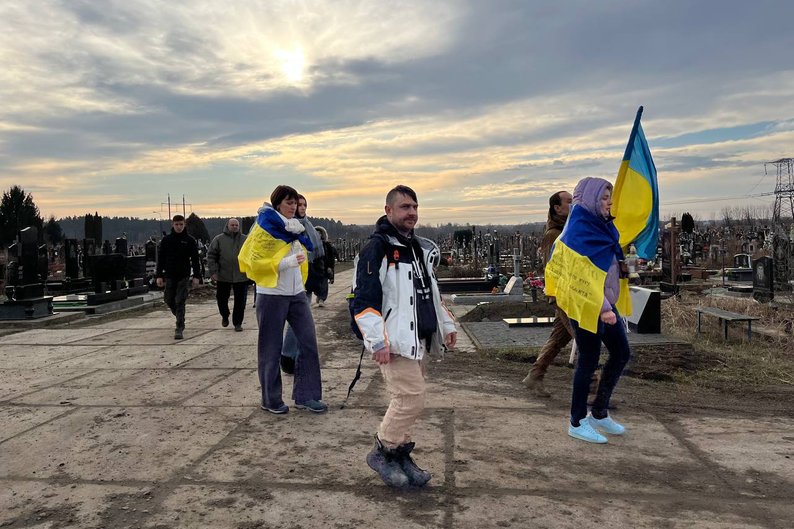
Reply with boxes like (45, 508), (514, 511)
(396, 442), (431, 487)
(366, 436), (410, 488)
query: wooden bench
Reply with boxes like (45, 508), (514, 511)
(695, 307), (760, 341)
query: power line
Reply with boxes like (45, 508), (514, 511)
(662, 191), (774, 206)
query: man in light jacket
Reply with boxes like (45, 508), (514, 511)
(207, 218), (249, 331)
(352, 185), (457, 489)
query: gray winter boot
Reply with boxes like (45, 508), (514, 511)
(366, 436), (410, 488)
(396, 442), (431, 487)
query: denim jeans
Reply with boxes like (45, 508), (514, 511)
(282, 292), (313, 360)
(256, 293), (322, 408)
(570, 308), (631, 426)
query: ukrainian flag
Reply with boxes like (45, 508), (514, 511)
(545, 205), (631, 333)
(612, 106), (660, 260)
(238, 207), (311, 287)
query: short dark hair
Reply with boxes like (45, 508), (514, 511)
(270, 185), (299, 209)
(548, 191), (567, 217)
(172, 214), (185, 222)
(386, 185), (418, 206)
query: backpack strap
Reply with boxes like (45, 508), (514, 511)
(340, 344), (366, 410)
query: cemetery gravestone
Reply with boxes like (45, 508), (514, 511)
(752, 256), (774, 302)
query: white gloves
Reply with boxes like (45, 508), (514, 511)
(284, 218), (305, 234)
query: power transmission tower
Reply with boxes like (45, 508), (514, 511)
(765, 158), (794, 291)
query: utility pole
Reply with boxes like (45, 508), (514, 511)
(766, 158), (794, 292)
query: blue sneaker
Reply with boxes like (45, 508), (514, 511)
(587, 413), (625, 435)
(295, 400), (328, 413)
(261, 403), (289, 415)
(568, 420), (607, 444)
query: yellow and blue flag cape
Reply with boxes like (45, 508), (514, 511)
(237, 207), (313, 287)
(612, 106), (660, 260)
(545, 205), (631, 333)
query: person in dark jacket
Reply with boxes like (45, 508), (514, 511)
(523, 190), (574, 396)
(156, 215), (201, 340)
(312, 226), (337, 307)
(208, 218), (249, 331)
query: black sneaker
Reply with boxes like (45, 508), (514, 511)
(260, 403), (288, 414)
(174, 329), (183, 340)
(221, 316), (229, 327)
(295, 400), (328, 413)
(234, 325), (243, 332)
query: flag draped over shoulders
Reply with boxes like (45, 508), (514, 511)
(612, 106), (660, 260)
(545, 205), (631, 333)
(238, 207), (312, 287)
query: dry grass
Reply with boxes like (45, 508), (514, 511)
(661, 293), (794, 390)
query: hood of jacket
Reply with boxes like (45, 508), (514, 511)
(546, 211), (567, 232)
(222, 224), (241, 238)
(573, 177), (612, 219)
(374, 215), (413, 246)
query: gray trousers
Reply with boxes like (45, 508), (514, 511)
(256, 293), (323, 408)
(164, 277), (190, 329)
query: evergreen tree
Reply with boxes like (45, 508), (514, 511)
(0, 185), (44, 245)
(44, 216), (64, 244)
(84, 212), (103, 242)
(186, 212), (210, 243)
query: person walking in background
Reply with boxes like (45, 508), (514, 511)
(523, 190), (573, 397)
(155, 214), (201, 340)
(352, 185), (457, 488)
(238, 185), (326, 415)
(207, 218), (249, 332)
(545, 177), (632, 444)
(312, 226), (337, 307)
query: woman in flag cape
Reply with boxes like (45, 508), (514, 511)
(544, 177), (632, 444)
(238, 185), (327, 415)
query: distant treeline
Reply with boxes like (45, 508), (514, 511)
(55, 215), (547, 245)
(56, 215), (351, 244)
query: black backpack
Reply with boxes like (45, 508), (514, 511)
(342, 234), (389, 408)
(347, 234), (390, 340)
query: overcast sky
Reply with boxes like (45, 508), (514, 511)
(2, 0), (793, 225)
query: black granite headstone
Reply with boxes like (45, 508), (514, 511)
(82, 239), (97, 278)
(145, 240), (157, 261)
(752, 256), (774, 302)
(125, 255), (146, 280)
(64, 238), (80, 279)
(114, 237), (128, 256)
(88, 253), (126, 293)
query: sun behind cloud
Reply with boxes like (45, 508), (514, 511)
(274, 47), (307, 84)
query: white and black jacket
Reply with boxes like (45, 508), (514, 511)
(352, 216), (456, 360)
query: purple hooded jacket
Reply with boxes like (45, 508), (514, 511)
(572, 177), (620, 315)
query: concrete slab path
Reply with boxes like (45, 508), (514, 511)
(1, 270), (792, 528)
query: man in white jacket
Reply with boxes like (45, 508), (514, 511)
(352, 185), (457, 488)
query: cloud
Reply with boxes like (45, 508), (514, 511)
(2, 0), (794, 224)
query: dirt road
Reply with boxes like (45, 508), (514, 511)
(1, 269), (792, 528)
